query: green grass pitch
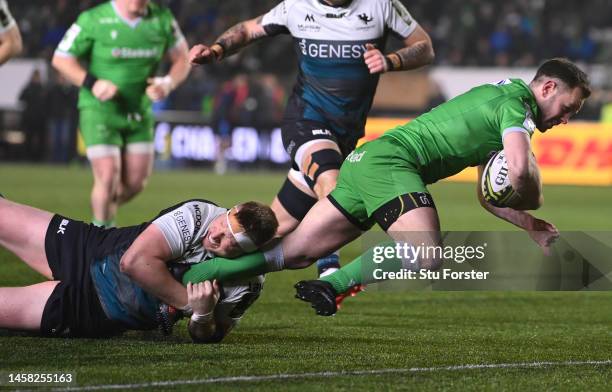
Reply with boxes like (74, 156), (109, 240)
(0, 164), (611, 391)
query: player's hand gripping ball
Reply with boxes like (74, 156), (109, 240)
(481, 150), (521, 207)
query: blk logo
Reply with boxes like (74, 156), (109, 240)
(57, 219), (69, 235)
(358, 13), (373, 25)
(305, 14), (315, 22)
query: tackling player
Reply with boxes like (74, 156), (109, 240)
(189, 0), (434, 277)
(0, 196), (278, 341)
(52, 0), (190, 228)
(175, 58), (591, 315)
(0, 0), (22, 65)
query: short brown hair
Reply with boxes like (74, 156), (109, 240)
(235, 201), (278, 247)
(533, 58), (591, 98)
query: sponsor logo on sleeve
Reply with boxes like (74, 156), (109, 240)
(173, 210), (192, 244)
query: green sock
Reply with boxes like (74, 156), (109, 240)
(183, 252), (267, 284)
(92, 219), (115, 228)
(320, 242), (404, 293)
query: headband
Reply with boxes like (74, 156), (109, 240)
(226, 207), (257, 253)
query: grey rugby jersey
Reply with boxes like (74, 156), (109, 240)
(262, 0), (418, 137)
(153, 200), (226, 265)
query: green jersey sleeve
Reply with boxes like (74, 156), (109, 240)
(56, 12), (94, 58)
(497, 97), (537, 140)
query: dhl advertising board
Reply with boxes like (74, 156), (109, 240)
(363, 118), (612, 187)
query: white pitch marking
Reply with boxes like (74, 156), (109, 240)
(42, 360), (612, 392)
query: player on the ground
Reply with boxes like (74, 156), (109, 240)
(52, 0), (190, 228)
(173, 58), (591, 315)
(0, 196), (277, 341)
(0, 0), (22, 65)
(189, 0), (434, 277)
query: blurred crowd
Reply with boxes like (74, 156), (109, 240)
(12, 0), (612, 66)
(5, 0), (612, 162)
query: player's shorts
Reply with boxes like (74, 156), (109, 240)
(41, 215), (123, 338)
(281, 119), (359, 170)
(79, 108), (154, 148)
(328, 135), (431, 230)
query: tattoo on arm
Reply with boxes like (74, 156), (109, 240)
(216, 16), (267, 57)
(393, 41), (433, 70)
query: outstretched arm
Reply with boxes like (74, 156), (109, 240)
(477, 165), (559, 255)
(364, 25), (435, 74)
(182, 252), (269, 284)
(189, 15), (268, 65)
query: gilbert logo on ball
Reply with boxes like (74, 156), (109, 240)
(481, 150), (520, 207)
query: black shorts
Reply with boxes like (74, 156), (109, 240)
(281, 119), (360, 171)
(41, 215), (123, 338)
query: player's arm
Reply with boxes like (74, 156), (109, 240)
(0, 24), (22, 65)
(502, 132), (543, 210)
(51, 54), (118, 102)
(146, 40), (190, 102)
(365, 26), (434, 74)
(120, 224), (188, 309)
(189, 15), (268, 65)
(477, 165), (559, 255)
(365, 0), (435, 75)
(0, 1), (22, 65)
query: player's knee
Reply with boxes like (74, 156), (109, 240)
(301, 149), (342, 196)
(93, 173), (119, 196)
(119, 177), (148, 202)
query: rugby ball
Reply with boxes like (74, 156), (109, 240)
(481, 150), (520, 207)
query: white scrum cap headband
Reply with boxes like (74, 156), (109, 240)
(226, 207), (258, 253)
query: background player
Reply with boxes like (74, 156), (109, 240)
(0, 196), (277, 341)
(178, 58), (591, 315)
(189, 0), (434, 276)
(0, 0), (22, 65)
(52, 0), (190, 228)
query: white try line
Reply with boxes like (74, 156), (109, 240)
(41, 360), (612, 392)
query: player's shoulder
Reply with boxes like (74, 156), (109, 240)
(153, 199), (225, 222)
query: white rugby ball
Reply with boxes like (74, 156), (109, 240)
(481, 150), (520, 207)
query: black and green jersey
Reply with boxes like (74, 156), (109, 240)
(55, 1), (184, 113)
(386, 78), (539, 184)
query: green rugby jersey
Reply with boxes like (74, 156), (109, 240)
(55, 1), (184, 113)
(386, 78), (539, 184)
